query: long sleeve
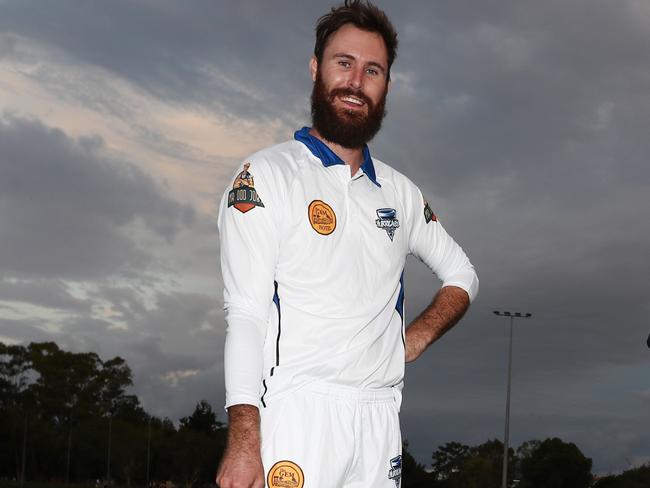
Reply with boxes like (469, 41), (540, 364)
(217, 157), (283, 408)
(407, 184), (479, 302)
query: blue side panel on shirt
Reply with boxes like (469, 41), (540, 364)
(262, 281), (282, 408)
(272, 281), (281, 370)
(396, 271), (405, 346)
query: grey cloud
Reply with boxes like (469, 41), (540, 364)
(137, 290), (224, 357)
(0, 33), (15, 60)
(378, 1), (650, 201)
(0, 278), (91, 313)
(23, 65), (236, 167)
(0, 0), (317, 123)
(0, 317), (56, 343)
(91, 285), (149, 322)
(0, 115), (195, 279)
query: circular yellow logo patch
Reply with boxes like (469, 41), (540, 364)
(308, 200), (336, 235)
(267, 460), (304, 488)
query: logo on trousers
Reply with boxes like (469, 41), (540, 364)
(267, 460), (304, 488)
(388, 455), (402, 486)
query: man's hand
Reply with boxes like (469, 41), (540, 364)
(405, 285), (470, 362)
(216, 404), (264, 488)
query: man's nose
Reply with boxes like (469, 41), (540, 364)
(347, 67), (363, 89)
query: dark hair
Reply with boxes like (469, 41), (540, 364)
(314, 0), (398, 80)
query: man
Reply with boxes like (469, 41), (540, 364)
(216, 1), (478, 487)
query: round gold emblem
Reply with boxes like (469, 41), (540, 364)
(308, 200), (336, 235)
(267, 460), (304, 488)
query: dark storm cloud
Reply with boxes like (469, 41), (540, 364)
(0, 33), (15, 60)
(0, 318), (56, 343)
(0, 114), (195, 279)
(0, 0), (319, 123)
(0, 278), (91, 313)
(378, 1), (650, 195)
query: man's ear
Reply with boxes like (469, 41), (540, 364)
(310, 56), (318, 82)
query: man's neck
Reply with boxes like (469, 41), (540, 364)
(309, 127), (364, 176)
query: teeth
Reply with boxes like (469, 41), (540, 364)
(341, 96), (364, 106)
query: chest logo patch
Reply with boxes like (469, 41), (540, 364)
(227, 162), (265, 213)
(267, 460), (304, 488)
(308, 200), (336, 235)
(423, 199), (437, 223)
(376, 208), (400, 241)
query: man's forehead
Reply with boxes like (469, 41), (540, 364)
(323, 23), (388, 67)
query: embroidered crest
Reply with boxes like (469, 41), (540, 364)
(388, 455), (402, 487)
(267, 460), (304, 488)
(423, 200), (437, 223)
(375, 208), (400, 241)
(308, 200), (336, 235)
(227, 163), (265, 213)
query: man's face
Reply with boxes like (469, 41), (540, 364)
(310, 23), (390, 149)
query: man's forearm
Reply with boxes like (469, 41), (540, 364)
(225, 404), (261, 452)
(216, 404), (264, 488)
(404, 285), (470, 362)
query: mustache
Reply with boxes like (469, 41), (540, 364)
(328, 87), (373, 107)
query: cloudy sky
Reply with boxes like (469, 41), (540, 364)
(1, 0), (649, 475)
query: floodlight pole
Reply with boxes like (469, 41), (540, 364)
(493, 310), (532, 488)
(146, 415), (151, 487)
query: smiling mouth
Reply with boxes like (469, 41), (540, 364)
(339, 95), (366, 107)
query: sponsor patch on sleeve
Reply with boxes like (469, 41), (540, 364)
(227, 162), (265, 214)
(423, 199), (437, 224)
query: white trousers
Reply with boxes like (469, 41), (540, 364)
(261, 382), (403, 488)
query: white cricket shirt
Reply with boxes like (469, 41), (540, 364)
(218, 127), (478, 409)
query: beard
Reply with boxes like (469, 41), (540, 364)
(310, 69), (387, 149)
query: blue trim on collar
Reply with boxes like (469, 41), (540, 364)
(294, 127), (381, 187)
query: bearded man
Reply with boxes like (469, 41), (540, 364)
(216, 1), (478, 487)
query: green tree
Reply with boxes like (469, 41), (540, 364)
(458, 439), (511, 488)
(0, 343), (34, 481)
(179, 399), (224, 434)
(402, 440), (436, 487)
(174, 400), (227, 487)
(432, 441), (472, 483)
(514, 440), (541, 482)
(0, 341), (144, 483)
(594, 464), (650, 488)
(459, 456), (498, 488)
(520, 437), (592, 488)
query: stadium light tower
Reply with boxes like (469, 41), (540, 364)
(493, 310), (532, 488)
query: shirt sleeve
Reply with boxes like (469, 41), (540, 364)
(217, 157), (282, 409)
(407, 184), (479, 302)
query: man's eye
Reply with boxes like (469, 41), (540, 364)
(338, 61), (351, 68)
(366, 68), (379, 76)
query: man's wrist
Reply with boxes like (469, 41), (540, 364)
(226, 404), (261, 452)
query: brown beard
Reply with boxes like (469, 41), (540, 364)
(310, 69), (387, 149)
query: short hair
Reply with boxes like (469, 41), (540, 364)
(314, 0), (398, 80)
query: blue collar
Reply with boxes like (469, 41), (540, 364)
(294, 126), (381, 187)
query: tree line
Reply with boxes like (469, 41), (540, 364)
(1, 342), (647, 488)
(1, 342), (225, 487)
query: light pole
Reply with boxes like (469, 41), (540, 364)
(493, 310), (532, 488)
(146, 415), (151, 488)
